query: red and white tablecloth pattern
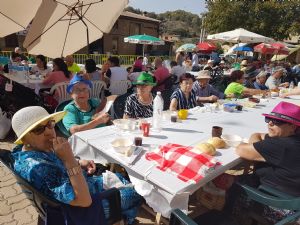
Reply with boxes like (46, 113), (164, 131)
(145, 143), (221, 183)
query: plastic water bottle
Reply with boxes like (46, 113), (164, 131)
(298, 81), (300, 89)
(289, 81), (294, 92)
(152, 91), (164, 132)
(8, 60), (12, 74)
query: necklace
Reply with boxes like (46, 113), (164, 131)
(138, 94), (153, 105)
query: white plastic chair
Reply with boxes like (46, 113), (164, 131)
(109, 80), (132, 95)
(49, 82), (70, 104)
(91, 80), (107, 99)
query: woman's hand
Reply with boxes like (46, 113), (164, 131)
(79, 160), (96, 175)
(52, 137), (75, 162)
(94, 113), (110, 125)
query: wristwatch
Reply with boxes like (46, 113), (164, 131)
(67, 165), (82, 177)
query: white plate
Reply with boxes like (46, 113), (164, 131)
(287, 95), (300, 100)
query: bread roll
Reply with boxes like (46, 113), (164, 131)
(194, 143), (216, 156)
(207, 137), (226, 149)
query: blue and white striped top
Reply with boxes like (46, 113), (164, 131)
(170, 88), (197, 110)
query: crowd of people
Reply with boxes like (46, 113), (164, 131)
(2, 47), (300, 224)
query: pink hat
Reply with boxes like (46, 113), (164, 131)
(263, 101), (300, 126)
(134, 60), (143, 69)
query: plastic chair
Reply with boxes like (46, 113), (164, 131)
(55, 100), (72, 138)
(170, 209), (197, 225)
(109, 80), (132, 95)
(239, 183), (300, 225)
(0, 148), (123, 225)
(48, 81), (70, 104)
(112, 92), (131, 119)
(90, 80), (106, 99)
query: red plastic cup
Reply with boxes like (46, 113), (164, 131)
(141, 122), (150, 137)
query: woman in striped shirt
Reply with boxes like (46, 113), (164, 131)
(124, 72), (156, 119)
(170, 73), (197, 110)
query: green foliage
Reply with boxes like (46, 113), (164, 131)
(204, 1), (300, 41)
(125, 7), (202, 38)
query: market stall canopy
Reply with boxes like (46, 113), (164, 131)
(0, 0), (42, 37)
(271, 45), (300, 61)
(233, 46), (253, 52)
(196, 42), (216, 52)
(207, 28), (274, 44)
(24, 0), (128, 58)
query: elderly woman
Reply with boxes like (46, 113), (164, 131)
(253, 71), (268, 90)
(224, 70), (268, 98)
(124, 72), (156, 119)
(62, 74), (110, 135)
(170, 73), (197, 111)
(11, 107), (142, 224)
(43, 58), (71, 85)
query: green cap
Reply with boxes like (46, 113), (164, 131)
(133, 72), (156, 86)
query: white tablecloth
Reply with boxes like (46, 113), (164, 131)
(69, 97), (300, 217)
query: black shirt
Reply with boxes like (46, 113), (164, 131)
(253, 135), (300, 196)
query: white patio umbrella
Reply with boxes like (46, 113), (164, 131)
(0, 0), (42, 37)
(207, 28), (274, 44)
(23, 0), (128, 58)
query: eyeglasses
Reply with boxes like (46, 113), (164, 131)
(265, 117), (288, 126)
(30, 120), (56, 135)
(72, 88), (90, 94)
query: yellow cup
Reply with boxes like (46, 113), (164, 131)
(178, 109), (188, 120)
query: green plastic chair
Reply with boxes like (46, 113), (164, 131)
(239, 183), (300, 225)
(55, 100), (72, 138)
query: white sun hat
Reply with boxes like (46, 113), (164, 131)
(12, 106), (66, 144)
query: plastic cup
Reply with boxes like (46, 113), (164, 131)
(212, 126), (223, 138)
(141, 122), (150, 137)
(178, 109), (188, 120)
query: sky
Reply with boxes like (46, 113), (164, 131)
(128, 0), (207, 15)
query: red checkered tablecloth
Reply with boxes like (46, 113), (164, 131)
(145, 143), (221, 183)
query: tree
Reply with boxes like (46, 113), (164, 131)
(204, 1), (300, 41)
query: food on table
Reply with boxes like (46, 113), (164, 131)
(207, 137), (226, 149)
(194, 142), (216, 156)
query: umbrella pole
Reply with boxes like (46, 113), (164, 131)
(142, 44), (145, 57)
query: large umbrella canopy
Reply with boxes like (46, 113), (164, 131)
(24, 0), (128, 58)
(233, 46), (253, 52)
(124, 34), (164, 45)
(0, 0), (42, 37)
(196, 42), (216, 52)
(176, 43), (197, 53)
(254, 43), (277, 55)
(207, 28), (274, 44)
(271, 42), (289, 55)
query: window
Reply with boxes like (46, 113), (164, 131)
(129, 23), (141, 35)
(112, 37), (118, 54)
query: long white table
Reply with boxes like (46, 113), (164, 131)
(69, 97), (300, 217)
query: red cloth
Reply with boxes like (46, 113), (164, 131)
(145, 143), (221, 183)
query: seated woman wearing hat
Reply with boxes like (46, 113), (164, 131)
(169, 73), (197, 111)
(224, 70), (268, 98)
(192, 70), (225, 103)
(11, 107), (142, 224)
(226, 101), (300, 223)
(62, 74), (110, 135)
(124, 72), (156, 119)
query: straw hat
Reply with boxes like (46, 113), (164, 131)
(195, 70), (212, 79)
(262, 102), (300, 127)
(12, 106), (66, 144)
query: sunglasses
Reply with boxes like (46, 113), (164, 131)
(30, 120), (56, 135)
(265, 117), (288, 126)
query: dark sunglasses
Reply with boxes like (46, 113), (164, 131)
(265, 117), (288, 126)
(30, 120), (56, 135)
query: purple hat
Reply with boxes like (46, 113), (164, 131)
(263, 101), (300, 126)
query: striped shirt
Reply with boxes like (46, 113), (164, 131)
(124, 93), (153, 118)
(170, 88), (197, 110)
